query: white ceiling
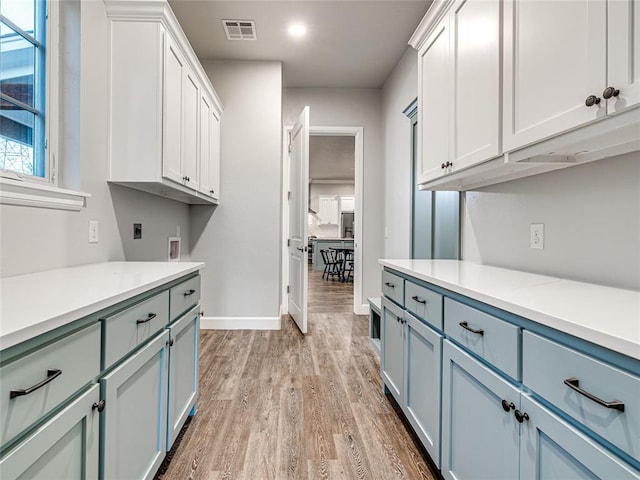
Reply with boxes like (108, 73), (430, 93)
(309, 135), (355, 181)
(168, 0), (432, 88)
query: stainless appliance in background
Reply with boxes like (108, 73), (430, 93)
(341, 212), (354, 238)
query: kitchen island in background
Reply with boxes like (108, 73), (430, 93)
(311, 238), (354, 271)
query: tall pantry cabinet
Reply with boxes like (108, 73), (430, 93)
(105, 0), (222, 204)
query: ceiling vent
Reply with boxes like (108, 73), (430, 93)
(222, 20), (257, 41)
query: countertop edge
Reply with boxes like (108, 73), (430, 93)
(379, 260), (640, 361)
(0, 263), (204, 351)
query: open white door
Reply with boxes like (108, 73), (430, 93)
(287, 107), (310, 334)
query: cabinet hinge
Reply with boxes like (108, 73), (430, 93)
(287, 285), (290, 294)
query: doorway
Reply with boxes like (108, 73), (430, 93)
(281, 126), (364, 320)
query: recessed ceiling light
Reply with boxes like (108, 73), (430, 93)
(288, 23), (306, 37)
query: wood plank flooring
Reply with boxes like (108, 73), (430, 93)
(159, 266), (434, 480)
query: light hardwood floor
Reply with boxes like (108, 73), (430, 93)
(159, 267), (435, 480)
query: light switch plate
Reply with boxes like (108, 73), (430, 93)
(89, 220), (99, 243)
(530, 223), (544, 249)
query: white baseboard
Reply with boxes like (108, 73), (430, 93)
(200, 316), (281, 330)
(355, 304), (369, 315)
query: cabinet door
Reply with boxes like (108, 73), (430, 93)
(404, 313), (442, 468)
(318, 196), (339, 225)
(417, 16), (450, 184)
(166, 308), (199, 451)
(340, 196), (355, 212)
(608, 0), (640, 112)
(182, 67), (199, 191)
(210, 108), (221, 200)
(441, 340), (520, 480)
(101, 331), (168, 480)
(450, 0), (501, 170)
(163, 35), (184, 184)
(381, 298), (404, 402)
(0, 385), (100, 479)
(198, 94), (212, 196)
(503, 0), (607, 151)
(520, 395), (640, 479)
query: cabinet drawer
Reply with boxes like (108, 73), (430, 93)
(102, 291), (169, 370)
(444, 298), (520, 380)
(0, 323), (101, 447)
(170, 275), (201, 321)
(523, 331), (640, 462)
(404, 280), (443, 330)
(382, 270), (404, 307)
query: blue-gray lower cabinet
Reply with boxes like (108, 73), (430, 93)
(0, 384), (100, 479)
(166, 306), (199, 451)
(381, 298), (404, 400)
(404, 312), (442, 468)
(520, 395), (640, 479)
(441, 340), (520, 480)
(100, 331), (169, 480)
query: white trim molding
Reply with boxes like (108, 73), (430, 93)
(0, 177), (90, 211)
(200, 316), (282, 330)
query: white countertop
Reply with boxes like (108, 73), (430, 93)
(0, 262), (204, 350)
(379, 259), (640, 360)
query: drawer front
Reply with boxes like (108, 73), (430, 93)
(523, 331), (640, 462)
(444, 298), (521, 380)
(404, 280), (443, 331)
(382, 270), (404, 307)
(102, 291), (169, 369)
(170, 275), (201, 321)
(0, 323), (101, 447)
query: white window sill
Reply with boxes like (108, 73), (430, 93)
(0, 176), (90, 211)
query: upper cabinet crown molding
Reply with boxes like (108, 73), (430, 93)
(410, 0), (640, 191)
(408, 0), (455, 51)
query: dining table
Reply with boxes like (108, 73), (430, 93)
(329, 246), (354, 282)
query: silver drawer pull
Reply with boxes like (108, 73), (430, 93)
(184, 289), (196, 297)
(459, 321), (484, 336)
(136, 313), (157, 325)
(411, 295), (426, 304)
(10, 369), (62, 399)
(563, 377), (625, 412)
(384, 282), (395, 288)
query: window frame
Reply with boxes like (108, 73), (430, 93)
(0, 0), (89, 211)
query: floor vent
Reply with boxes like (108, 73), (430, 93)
(222, 19), (257, 41)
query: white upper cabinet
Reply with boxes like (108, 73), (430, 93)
(450, 0), (501, 169)
(340, 195), (355, 212)
(162, 34), (185, 185)
(198, 94), (221, 200)
(502, 0), (607, 151)
(411, 0), (640, 191)
(417, 17), (450, 184)
(608, 0), (640, 113)
(415, 0), (501, 185)
(106, 0), (223, 205)
(318, 196), (339, 225)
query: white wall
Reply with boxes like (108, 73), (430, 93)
(381, 48), (417, 258)
(0, 0), (191, 278)
(283, 88), (383, 306)
(192, 61), (283, 327)
(462, 151), (640, 290)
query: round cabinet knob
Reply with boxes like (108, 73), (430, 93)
(514, 409), (530, 423)
(585, 95), (601, 107)
(92, 400), (106, 413)
(602, 86), (620, 99)
(501, 399), (515, 412)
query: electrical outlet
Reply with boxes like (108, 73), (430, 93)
(134, 223), (142, 239)
(89, 220), (99, 243)
(530, 223), (544, 249)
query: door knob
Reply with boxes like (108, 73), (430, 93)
(501, 399), (515, 412)
(585, 95), (601, 107)
(602, 87), (620, 99)
(514, 409), (530, 423)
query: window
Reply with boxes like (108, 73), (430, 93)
(0, 0), (47, 179)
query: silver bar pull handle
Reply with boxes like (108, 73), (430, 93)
(563, 377), (625, 412)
